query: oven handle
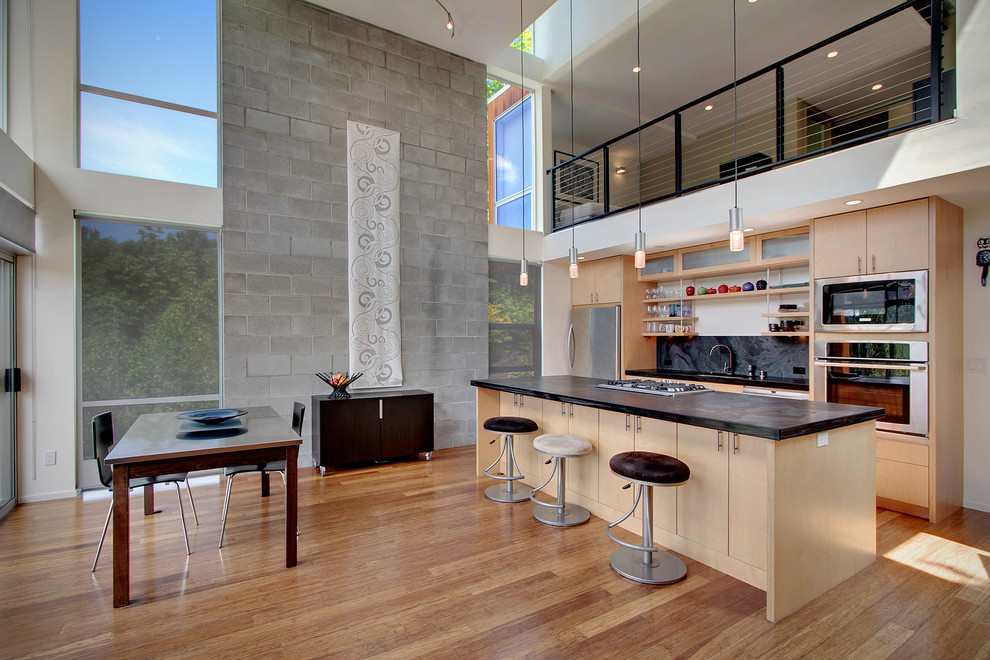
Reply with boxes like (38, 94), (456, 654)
(813, 361), (926, 371)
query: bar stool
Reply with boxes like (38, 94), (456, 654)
(482, 416), (538, 503)
(529, 433), (593, 527)
(606, 450), (690, 585)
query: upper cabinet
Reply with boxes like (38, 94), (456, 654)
(572, 256), (623, 306)
(638, 227), (809, 283)
(813, 199), (929, 279)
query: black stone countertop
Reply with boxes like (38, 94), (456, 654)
(471, 375), (883, 441)
(625, 369), (809, 391)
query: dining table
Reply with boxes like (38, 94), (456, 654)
(104, 406), (302, 607)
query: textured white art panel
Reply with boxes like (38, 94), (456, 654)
(347, 121), (402, 387)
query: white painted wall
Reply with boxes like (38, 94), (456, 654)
(963, 205), (990, 513)
(12, 2), (222, 502)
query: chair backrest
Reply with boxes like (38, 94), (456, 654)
(92, 412), (115, 488)
(292, 402), (306, 436)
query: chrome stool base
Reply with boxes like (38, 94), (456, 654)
(533, 501), (589, 527)
(609, 547), (687, 585)
(485, 482), (533, 503)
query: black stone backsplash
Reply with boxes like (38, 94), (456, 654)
(656, 336), (809, 380)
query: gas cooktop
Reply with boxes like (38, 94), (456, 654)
(594, 379), (713, 396)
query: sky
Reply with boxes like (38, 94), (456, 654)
(78, 0), (218, 187)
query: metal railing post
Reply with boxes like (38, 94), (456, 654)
(602, 145), (611, 214)
(775, 67), (785, 162)
(674, 112), (683, 195)
(929, 0), (942, 123)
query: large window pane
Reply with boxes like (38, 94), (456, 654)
(489, 260), (541, 377)
(80, 92), (218, 187)
(78, 218), (220, 487)
(494, 95), (534, 201)
(79, 0), (217, 111)
(494, 193), (533, 230)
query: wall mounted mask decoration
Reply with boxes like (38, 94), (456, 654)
(977, 237), (990, 287)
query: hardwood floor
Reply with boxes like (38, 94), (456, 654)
(1, 445), (989, 659)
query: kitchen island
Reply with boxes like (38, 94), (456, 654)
(472, 375), (884, 622)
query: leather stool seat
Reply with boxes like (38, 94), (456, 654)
(484, 416), (539, 434)
(609, 451), (689, 486)
(533, 433), (592, 458)
(483, 415), (538, 503)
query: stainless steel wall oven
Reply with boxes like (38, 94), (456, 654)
(813, 341), (928, 436)
(815, 270), (927, 332)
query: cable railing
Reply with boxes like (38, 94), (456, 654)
(549, 0), (951, 231)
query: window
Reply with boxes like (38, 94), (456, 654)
(489, 86), (534, 229)
(78, 0), (218, 187)
(78, 217), (220, 487)
(489, 259), (541, 377)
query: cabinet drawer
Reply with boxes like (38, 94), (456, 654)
(876, 436), (928, 467)
(876, 458), (928, 507)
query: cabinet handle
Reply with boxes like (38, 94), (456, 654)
(872, 254), (877, 272)
(379, 399), (383, 420)
(568, 404), (574, 419)
(561, 402), (566, 417)
(732, 433), (739, 454)
(625, 414), (630, 431)
(857, 256), (862, 273)
(513, 393), (518, 406)
(715, 430), (723, 452)
(519, 396), (524, 409)
(636, 416), (642, 433)
(590, 292), (594, 303)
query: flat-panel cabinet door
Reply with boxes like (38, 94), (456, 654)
(566, 404), (599, 503)
(325, 398), (382, 465)
(539, 401), (569, 488)
(571, 262), (598, 305)
(514, 396), (543, 485)
(635, 417), (677, 533)
(381, 394), (434, 458)
(813, 210), (867, 278)
(866, 199), (929, 274)
(676, 424), (729, 553)
(728, 433), (768, 570)
(594, 257), (623, 304)
(598, 411), (635, 515)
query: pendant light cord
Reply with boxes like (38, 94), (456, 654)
(570, 0), (576, 250)
(732, 0), (739, 208)
(520, 0), (526, 263)
(636, 0), (643, 233)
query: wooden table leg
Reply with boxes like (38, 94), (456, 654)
(143, 484), (160, 515)
(285, 445), (298, 568)
(113, 464), (131, 607)
(261, 471), (270, 497)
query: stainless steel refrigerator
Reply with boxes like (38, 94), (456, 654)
(568, 305), (621, 379)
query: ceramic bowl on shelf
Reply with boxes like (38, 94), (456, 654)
(742, 282), (755, 291)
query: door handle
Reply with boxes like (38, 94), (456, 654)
(732, 433), (739, 454)
(379, 399), (383, 419)
(814, 361), (926, 371)
(568, 324), (575, 369)
(636, 416), (642, 433)
(715, 430), (723, 452)
(625, 414), (630, 431)
(3, 368), (20, 393)
(568, 404), (573, 419)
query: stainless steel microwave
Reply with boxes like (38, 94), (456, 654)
(815, 270), (928, 333)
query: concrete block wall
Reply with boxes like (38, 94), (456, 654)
(221, 0), (490, 460)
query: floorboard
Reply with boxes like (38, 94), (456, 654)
(1, 446), (988, 659)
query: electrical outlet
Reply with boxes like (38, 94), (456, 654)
(816, 432), (829, 447)
(44, 450), (56, 466)
(968, 358), (986, 373)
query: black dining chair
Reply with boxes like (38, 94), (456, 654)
(91, 411), (199, 572)
(218, 402), (304, 548)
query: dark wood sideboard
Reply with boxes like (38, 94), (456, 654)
(312, 389), (434, 474)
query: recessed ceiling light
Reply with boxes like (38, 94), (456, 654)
(704, 104), (714, 111)
(827, 50), (839, 59)
(871, 83), (883, 91)
(632, 65), (642, 73)
(845, 199), (863, 206)
(743, 227), (755, 232)
(748, 0), (758, 3)
(577, 256), (586, 260)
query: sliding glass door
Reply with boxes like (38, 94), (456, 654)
(77, 218), (220, 489)
(0, 255), (16, 520)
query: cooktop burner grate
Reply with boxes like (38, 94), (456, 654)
(594, 379), (712, 396)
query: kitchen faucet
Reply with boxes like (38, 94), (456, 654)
(709, 344), (733, 374)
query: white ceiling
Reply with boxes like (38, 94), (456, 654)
(308, 0), (556, 64)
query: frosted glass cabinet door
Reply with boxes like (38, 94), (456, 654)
(680, 243), (754, 275)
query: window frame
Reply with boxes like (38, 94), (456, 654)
(492, 92), (535, 230)
(75, 0), (222, 186)
(1, 0), (8, 133)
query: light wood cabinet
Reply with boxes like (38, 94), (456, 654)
(813, 199), (929, 278)
(571, 256), (623, 305)
(728, 433), (768, 570)
(634, 416), (678, 533)
(499, 392), (543, 483)
(676, 424), (729, 553)
(536, 400), (598, 502)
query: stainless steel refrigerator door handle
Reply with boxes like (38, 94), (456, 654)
(568, 324), (576, 369)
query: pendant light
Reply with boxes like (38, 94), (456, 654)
(434, 0), (455, 37)
(568, 0), (580, 279)
(518, 0), (529, 286)
(633, 0), (646, 270)
(728, 0), (745, 252)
